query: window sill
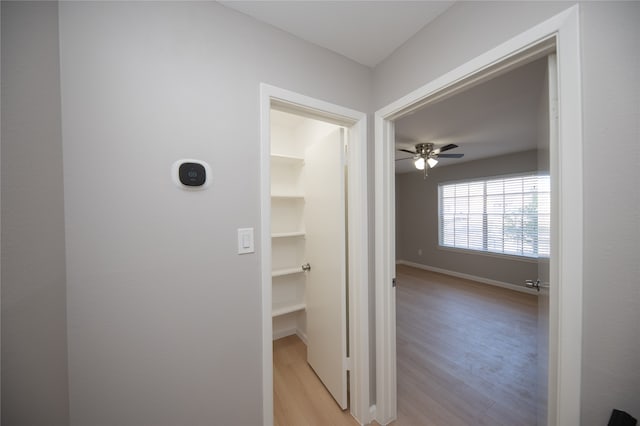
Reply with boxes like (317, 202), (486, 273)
(437, 245), (545, 263)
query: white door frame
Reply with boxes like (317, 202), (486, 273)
(374, 5), (583, 425)
(259, 84), (370, 425)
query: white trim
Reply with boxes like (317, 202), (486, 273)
(260, 84), (370, 426)
(345, 111), (372, 426)
(369, 405), (377, 421)
(396, 260), (540, 295)
(553, 8), (583, 424)
(546, 51), (560, 426)
(259, 84), (273, 426)
(436, 246), (541, 264)
(271, 328), (309, 345)
(297, 330), (308, 346)
(436, 169), (548, 186)
(374, 116), (397, 425)
(272, 327), (297, 341)
(375, 6), (582, 426)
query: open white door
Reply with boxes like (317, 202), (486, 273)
(537, 53), (558, 425)
(304, 128), (348, 410)
(538, 257), (551, 426)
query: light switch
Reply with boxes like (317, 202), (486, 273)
(237, 228), (254, 254)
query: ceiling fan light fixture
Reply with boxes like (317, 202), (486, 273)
(397, 142), (463, 178)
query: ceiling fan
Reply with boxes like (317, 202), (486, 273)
(397, 143), (464, 178)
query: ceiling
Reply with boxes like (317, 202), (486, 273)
(394, 57), (548, 173)
(218, 1), (454, 67)
(218, 2), (548, 175)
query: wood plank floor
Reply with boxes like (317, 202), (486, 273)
(273, 335), (361, 426)
(393, 264), (538, 426)
(273, 265), (537, 426)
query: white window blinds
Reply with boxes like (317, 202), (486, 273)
(439, 174), (550, 258)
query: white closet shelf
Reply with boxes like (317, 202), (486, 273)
(271, 194), (305, 200)
(272, 267), (305, 277)
(272, 231), (306, 239)
(271, 154), (305, 165)
(272, 302), (306, 317)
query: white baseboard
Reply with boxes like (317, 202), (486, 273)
(369, 405), (377, 425)
(272, 327), (297, 341)
(396, 259), (539, 295)
(296, 329), (308, 345)
(272, 327), (308, 345)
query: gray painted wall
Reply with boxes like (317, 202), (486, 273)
(373, 1), (573, 109)
(580, 2), (640, 422)
(1, 2), (70, 424)
(396, 150), (539, 286)
(375, 1), (640, 423)
(57, 2), (370, 424)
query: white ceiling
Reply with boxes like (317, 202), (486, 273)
(219, 1), (454, 67)
(219, 2), (548, 175)
(394, 57), (548, 173)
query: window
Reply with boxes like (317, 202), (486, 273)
(439, 174), (550, 258)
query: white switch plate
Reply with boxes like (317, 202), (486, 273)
(237, 228), (254, 254)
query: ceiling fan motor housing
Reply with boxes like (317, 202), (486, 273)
(416, 143), (433, 158)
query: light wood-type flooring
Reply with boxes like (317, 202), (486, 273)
(273, 265), (537, 426)
(393, 264), (538, 426)
(273, 334), (361, 426)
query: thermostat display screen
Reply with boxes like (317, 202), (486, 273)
(179, 162), (206, 186)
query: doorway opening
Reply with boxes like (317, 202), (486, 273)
(270, 108), (349, 420)
(375, 6), (583, 426)
(259, 85), (369, 426)
(393, 55), (551, 425)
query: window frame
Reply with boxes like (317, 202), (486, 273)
(437, 171), (550, 259)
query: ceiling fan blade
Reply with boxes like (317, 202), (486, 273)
(398, 148), (417, 154)
(395, 157), (413, 161)
(433, 144), (458, 154)
(437, 153), (464, 158)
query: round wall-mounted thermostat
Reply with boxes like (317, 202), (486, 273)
(172, 159), (211, 190)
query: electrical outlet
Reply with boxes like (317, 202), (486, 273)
(418, 249), (423, 256)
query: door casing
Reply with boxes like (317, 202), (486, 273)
(259, 84), (370, 425)
(374, 5), (583, 425)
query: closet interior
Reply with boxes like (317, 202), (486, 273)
(270, 108), (343, 341)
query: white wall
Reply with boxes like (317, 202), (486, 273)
(374, 1), (640, 423)
(1, 2), (70, 424)
(57, 2), (370, 425)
